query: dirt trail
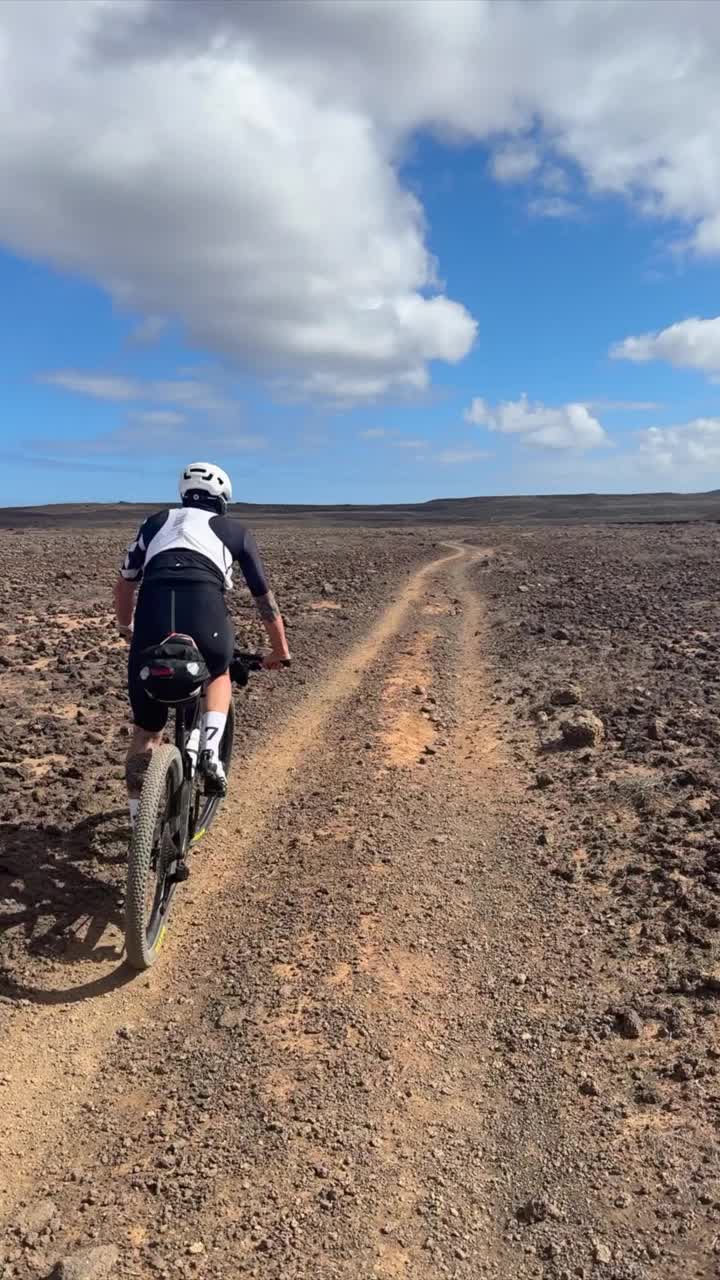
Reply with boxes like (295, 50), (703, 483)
(0, 544), (468, 1218)
(2, 538), (717, 1280)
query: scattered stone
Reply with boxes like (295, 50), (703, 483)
(217, 1006), (245, 1030)
(616, 1008), (643, 1040)
(516, 1196), (561, 1224)
(647, 716), (665, 741)
(699, 969), (720, 994)
(0, 763), (27, 780)
(51, 1245), (120, 1280)
(592, 1240), (612, 1265)
(554, 860), (577, 883)
(188, 1242), (205, 1256)
(671, 1057), (696, 1082)
(321, 582), (334, 597)
(579, 1077), (599, 1097)
(550, 683), (582, 707)
(560, 710), (605, 748)
(636, 1081), (661, 1104)
(0, 898), (26, 917)
(536, 771), (553, 789)
(17, 1199), (56, 1236)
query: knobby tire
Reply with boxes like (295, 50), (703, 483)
(125, 743), (183, 971)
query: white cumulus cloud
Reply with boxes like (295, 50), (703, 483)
(528, 196), (581, 220)
(0, 1), (476, 404)
(434, 448), (490, 465)
(490, 142), (540, 184)
(38, 370), (228, 413)
(3, 0), (720, 406)
(131, 315), (168, 345)
(38, 372), (140, 401)
(466, 394), (608, 450)
(637, 418), (720, 470)
(610, 316), (720, 375)
(131, 409), (186, 427)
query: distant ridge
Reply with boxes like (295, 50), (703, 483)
(1, 491), (719, 529)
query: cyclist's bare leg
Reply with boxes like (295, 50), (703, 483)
(205, 670), (232, 715)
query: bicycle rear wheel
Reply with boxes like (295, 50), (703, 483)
(125, 743), (184, 971)
(191, 700), (235, 843)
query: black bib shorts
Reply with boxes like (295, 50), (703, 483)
(128, 584), (234, 732)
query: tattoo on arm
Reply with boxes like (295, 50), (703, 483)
(255, 590), (280, 623)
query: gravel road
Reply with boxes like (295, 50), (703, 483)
(2, 520), (719, 1280)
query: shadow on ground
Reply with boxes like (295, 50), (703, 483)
(0, 810), (134, 1003)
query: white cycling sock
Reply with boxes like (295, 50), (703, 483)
(201, 711), (227, 765)
(128, 797), (139, 825)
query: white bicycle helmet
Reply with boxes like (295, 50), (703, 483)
(179, 461), (233, 512)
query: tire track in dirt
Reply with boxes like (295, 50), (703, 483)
(18, 543), (517, 1279)
(0, 543), (469, 1222)
(216, 543), (520, 1278)
(340, 548), (519, 1277)
(5, 532), (716, 1277)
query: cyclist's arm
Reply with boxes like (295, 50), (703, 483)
(255, 594), (291, 668)
(114, 576), (137, 630)
(234, 527), (291, 664)
(114, 512), (166, 637)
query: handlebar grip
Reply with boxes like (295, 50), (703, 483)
(230, 650), (291, 682)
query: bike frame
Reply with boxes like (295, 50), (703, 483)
(160, 651), (264, 875)
(171, 695), (203, 854)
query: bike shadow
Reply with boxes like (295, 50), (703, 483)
(0, 809), (136, 1004)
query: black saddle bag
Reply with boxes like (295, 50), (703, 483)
(138, 633), (210, 705)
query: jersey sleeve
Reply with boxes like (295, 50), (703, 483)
(212, 517), (270, 597)
(237, 528), (270, 598)
(119, 511), (167, 582)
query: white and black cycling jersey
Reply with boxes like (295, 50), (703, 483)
(120, 507), (270, 597)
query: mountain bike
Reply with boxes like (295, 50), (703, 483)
(124, 648), (264, 970)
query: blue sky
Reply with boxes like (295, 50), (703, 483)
(3, 1), (720, 506)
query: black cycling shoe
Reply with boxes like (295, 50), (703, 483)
(198, 750), (228, 797)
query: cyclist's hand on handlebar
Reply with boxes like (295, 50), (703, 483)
(263, 653), (291, 671)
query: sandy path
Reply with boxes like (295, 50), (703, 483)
(0, 543), (468, 1222)
(4, 541), (714, 1280)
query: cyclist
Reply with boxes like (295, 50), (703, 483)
(113, 461), (290, 824)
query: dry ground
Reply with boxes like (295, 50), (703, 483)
(1, 519), (720, 1280)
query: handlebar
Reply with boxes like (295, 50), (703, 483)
(230, 649), (291, 686)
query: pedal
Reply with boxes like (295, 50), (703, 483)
(169, 863), (190, 885)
